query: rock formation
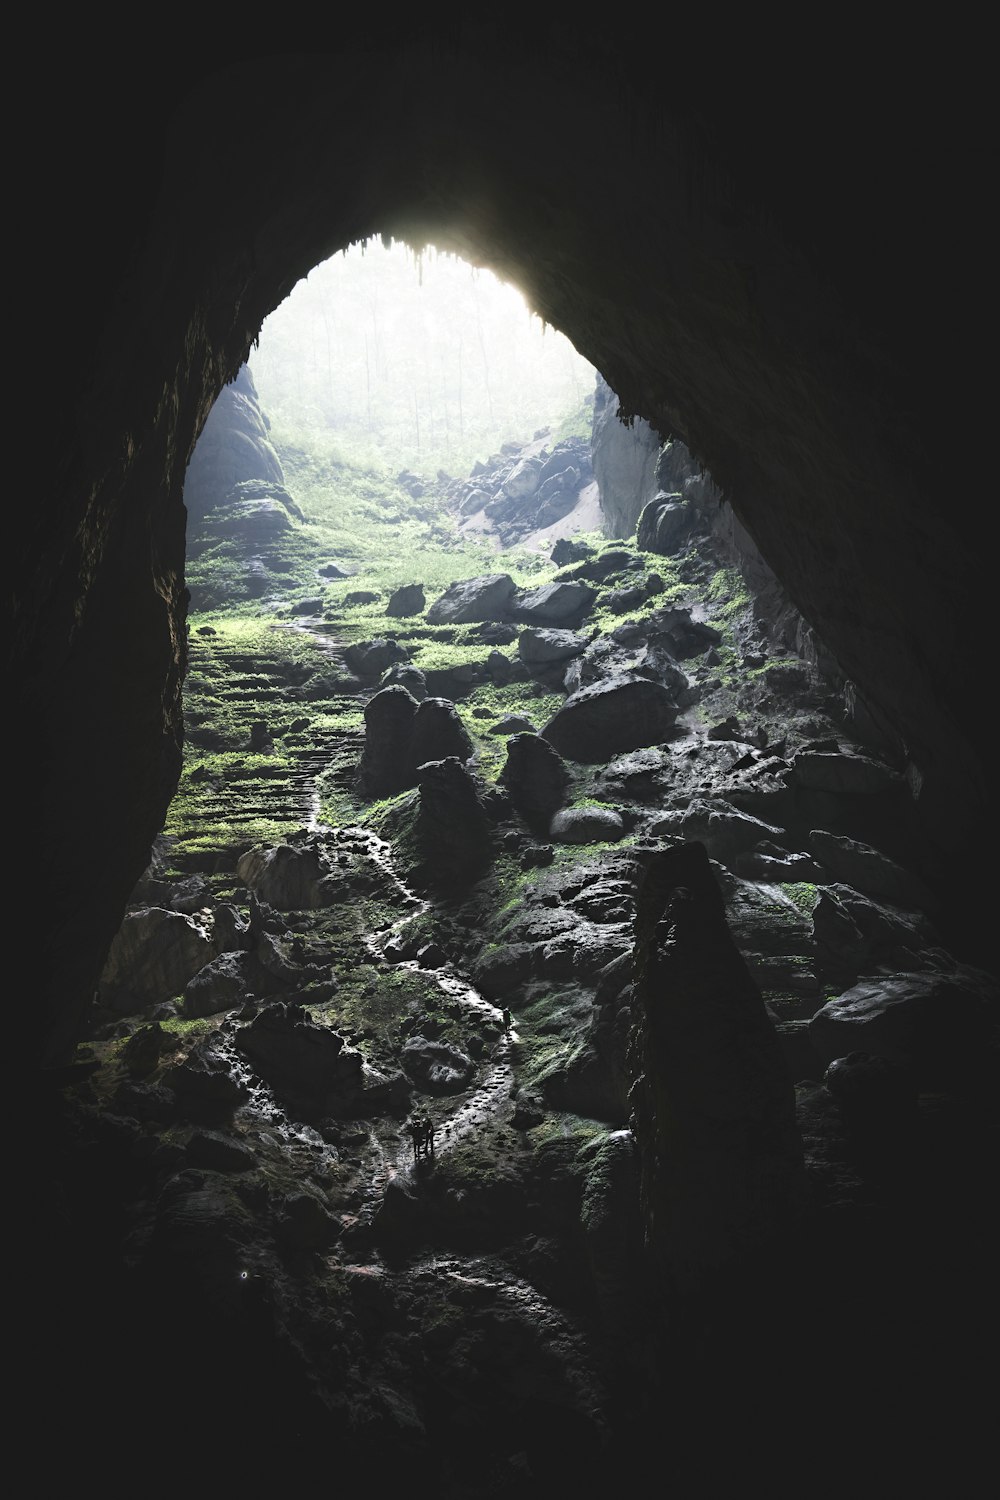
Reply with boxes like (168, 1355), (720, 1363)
(11, 29), (998, 1497)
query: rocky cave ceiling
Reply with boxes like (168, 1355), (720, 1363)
(12, 34), (994, 1071)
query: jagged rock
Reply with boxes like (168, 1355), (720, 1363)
(410, 697), (474, 768)
(425, 574), (517, 623)
(809, 965), (1000, 1089)
(541, 674), (679, 761)
(234, 1002), (366, 1115)
(591, 372), (663, 538)
(603, 585), (646, 614)
(499, 732), (571, 833)
(344, 637), (409, 678)
(811, 883), (943, 988)
(500, 456), (543, 499)
(613, 604), (722, 658)
(236, 841), (333, 910)
(414, 757), (495, 879)
(517, 626), (589, 667)
(386, 583), (426, 617)
(637, 492), (691, 554)
(648, 799), (786, 865)
(735, 841), (825, 881)
(807, 829), (938, 913)
(551, 537), (594, 566)
(182, 950), (277, 1017)
(595, 746), (673, 801)
(557, 548), (639, 583)
(98, 907), (217, 1014)
(183, 365), (288, 526)
(401, 1035), (476, 1093)
(512, 580), (597, 626)
(550, 806), (626, 844)
(343, 590), (382, 607)
(791, 750), (905, 796)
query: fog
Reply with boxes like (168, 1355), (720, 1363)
(248, 238), (597, 477)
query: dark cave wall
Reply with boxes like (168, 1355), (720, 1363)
(12, 36), (992, 1067)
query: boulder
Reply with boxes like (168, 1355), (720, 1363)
(550, 806), (627, 843)
(410, 697), (474, 769)
(636, 492), (690, 554)
(542, 675), (679, 761)
(236, 841), (333, 910)
(499, 732), (572, 832)
(517, 627), (589, 667)
(512, 580), (597, 626)
(343, 637), (409, 678)
(425, 574), (517, 623)
(807, 830), (939, 913)
(386, 583), (426, 617)
(98, 907), (216, 1014)
(358, 684), (419, 796)
(809, 965), (1000, 1088)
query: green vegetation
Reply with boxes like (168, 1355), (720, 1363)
(779, 882), (819, 918)
(248, 238), (596, 480)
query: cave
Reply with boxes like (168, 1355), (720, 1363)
(13, 32), (996, 1495)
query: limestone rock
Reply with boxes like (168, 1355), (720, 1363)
(499, 731), (571, 833)
(425, 574), (517, 623)
(542, 674), (679, 761)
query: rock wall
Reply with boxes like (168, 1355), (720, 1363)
(11, 34), (994, 1073)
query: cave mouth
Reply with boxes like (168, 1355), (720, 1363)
(19, 47), (999, 1493)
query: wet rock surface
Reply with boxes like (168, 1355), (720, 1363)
(38, 446), (1000, 1495)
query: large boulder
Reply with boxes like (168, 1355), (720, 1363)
(233, 1003), (367, 1117)
(344, 638), (410, 679)
(358, 688), (473, 797)
(809, 965), (1000, 1089)
(550, 806), (627, 844)
(512, 580), (597, 626)
(517, 627), (589, 668)
(98, 907), (217, 1014)
(425, 574), (517, 623)
(542, 675), (679, 761)
(236, 841), (333, 910)
(648, 799), (786, 865)
(386, 583), (426, 617)
(637, 492), (691, 554)
(414, 757), (495, 880)
(358, 684), (420, 796)
(409, 698), (475, 768)
(807, 830), (939, 913)
(499, 732), (571, 832)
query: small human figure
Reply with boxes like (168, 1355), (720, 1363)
(407, 1118), (424, 1160)
(423, 1117), (435, 1157)
(501, 1008), (512, 1031)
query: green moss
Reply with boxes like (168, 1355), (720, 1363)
(779, 882), (819, 917)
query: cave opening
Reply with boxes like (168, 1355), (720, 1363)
(19, 42), (998, 1493)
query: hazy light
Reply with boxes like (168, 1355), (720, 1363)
(248, 237), (595, 476)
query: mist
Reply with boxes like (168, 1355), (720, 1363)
(248, 238), (597, 479)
